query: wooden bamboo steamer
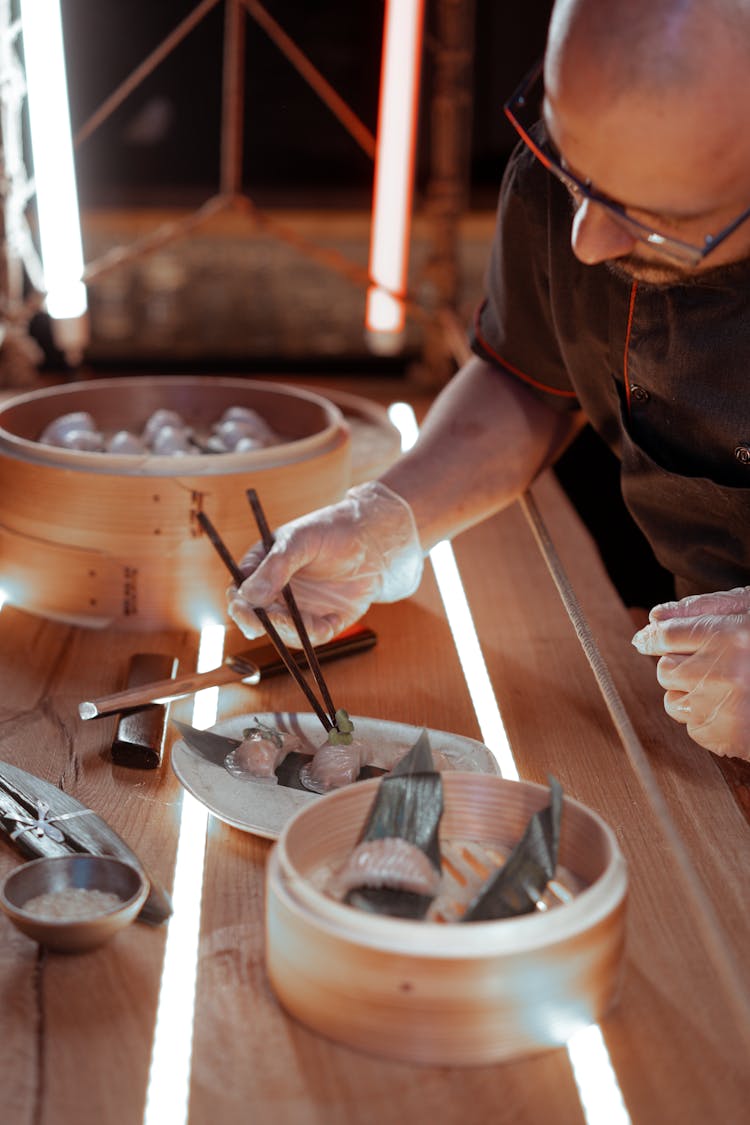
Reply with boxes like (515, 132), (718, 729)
(266, 772), (627, 1066)
(0, 377), (355, 630)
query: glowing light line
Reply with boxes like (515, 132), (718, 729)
(427, 539), (518, 778)
(567, 1025), (632, 1125)
(387, 402), (516, 777)
(19, 0), (87, 358)
(365, 0), (424, 352)
(143, 622), (224, 1125)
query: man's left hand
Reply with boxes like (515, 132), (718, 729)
(632, 587), (750, 760)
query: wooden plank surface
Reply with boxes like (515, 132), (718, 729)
(452, 473), (750, 1123)
(0, 607), (200, 1123)
(188, 568), (586, 1125)
(1, 376), (748, 1124)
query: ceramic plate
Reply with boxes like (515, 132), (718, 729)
(171, 712), (500, 840)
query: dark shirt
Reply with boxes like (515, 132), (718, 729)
(470, 135), (750, 598)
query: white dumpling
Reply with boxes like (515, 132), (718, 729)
(107, 430), (146, 454)
(59, 428), (104, 451)
(204, 434), (230, 453)
(150, 425), (193, 455)
(39, 411), (97, 446)
(142, 409), (187, 444)
(212, 418), (278, 451)
(234, 435), (265, 453)
(218, 406), (278, 443)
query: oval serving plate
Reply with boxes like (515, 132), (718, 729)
(171, 712), (500, 840)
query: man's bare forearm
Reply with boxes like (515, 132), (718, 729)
(380, 356), (581, 551)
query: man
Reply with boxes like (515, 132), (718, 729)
(229, 0), (750, 761)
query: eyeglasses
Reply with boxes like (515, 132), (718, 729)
(503, 59), (750, 267)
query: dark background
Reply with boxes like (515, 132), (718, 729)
(62, 1), (553, 209)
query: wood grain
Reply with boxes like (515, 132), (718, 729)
(1, 378), (748, 1124)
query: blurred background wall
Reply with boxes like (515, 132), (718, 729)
(60, 1), (553, 372)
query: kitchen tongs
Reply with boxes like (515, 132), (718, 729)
(197, 489), (343, 736)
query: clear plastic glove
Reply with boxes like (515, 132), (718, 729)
(631, 586), (750, 760)
(227, 480), (424, 647)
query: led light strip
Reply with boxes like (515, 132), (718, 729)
(19, 0), (87, 357)
(427, 539), (518, 779)
(388, 401), (630, 1124)
(142, 621), (224, 1125)
(387, 403), (517, 778)
(567, 1025), (632, 1124)
(365, 0), (424, 353)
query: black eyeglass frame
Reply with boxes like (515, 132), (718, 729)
(503, 60), (750, 268)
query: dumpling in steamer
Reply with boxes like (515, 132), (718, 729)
(219, 405), (278, 442)
(212, 419), (269, 451)
(330, 837), (442, 899)
(150, 425), (193, 456)
(59, 429), (104, 451)
(234, 435), (265, 453)
(107, 430), (146, 454)
(142, 408), (187, 444)
(39, 411), (98, 447)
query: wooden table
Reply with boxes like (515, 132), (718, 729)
(1, 380), (749, 1125)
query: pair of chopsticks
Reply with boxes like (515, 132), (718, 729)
(197, 489), (340, 735)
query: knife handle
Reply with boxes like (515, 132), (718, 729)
(111, 654), (179, 769)
(254, 625), (378, 677)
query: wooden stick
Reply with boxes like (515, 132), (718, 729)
(246, 489), (339, 728)
(196, 511), (333, 732)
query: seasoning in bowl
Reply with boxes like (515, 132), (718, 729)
(22, 887), (124, 920)
(0, 854), (149, 953)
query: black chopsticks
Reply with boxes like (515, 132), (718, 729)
(246, 489), (339, 727)
(196, 504), (339, 735)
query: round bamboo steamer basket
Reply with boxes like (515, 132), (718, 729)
(0, 377), (357, 630)
(266, 772), (628, 1066)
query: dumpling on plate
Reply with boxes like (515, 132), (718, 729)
(224, 718), (301, 783)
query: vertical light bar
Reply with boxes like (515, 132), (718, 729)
(143, 622), (225, 1125)
(365, 0), (425, 354)
(0, 589), (8, 612)
(19, 0), (88, 360)
(567, 1025), (632, 1125)
(428, 540), (518, 778)
(387, 403), (517, 777)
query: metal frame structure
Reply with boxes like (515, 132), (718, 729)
(3, 0), (476, 383)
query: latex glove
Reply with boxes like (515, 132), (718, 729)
(227, 480), (424, 647)
(631, 586), (750, 760)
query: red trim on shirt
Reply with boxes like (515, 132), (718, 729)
(623, 282), (638, 417)
(472, 302), (578, 399)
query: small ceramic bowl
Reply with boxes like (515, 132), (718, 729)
(0, 855), (149, 953)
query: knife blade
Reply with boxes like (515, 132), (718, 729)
(78, 625), (377, 720)
(0, 760), (172, 925)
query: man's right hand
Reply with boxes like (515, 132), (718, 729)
(227, 481), (424, 647)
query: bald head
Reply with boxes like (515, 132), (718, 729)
(540, 0), (750, 281)
(546, 0), (750, 97)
